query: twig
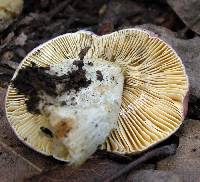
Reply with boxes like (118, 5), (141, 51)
(104, 144), (176, 182)
(47, 0), (72, 20)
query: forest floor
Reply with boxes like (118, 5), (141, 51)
(0, 0), (200, 181)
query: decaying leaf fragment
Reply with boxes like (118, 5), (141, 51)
(167, 0), (200, 35)
(0, 0), (23, 32)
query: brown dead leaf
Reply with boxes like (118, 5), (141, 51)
(157, 119), (200, 181)
(0, 141), (40, 182)
(2, 51), (14, 62)
(25, 158), (125, 182)
(15, 32), (27, 46)
(97, 20), (114, 35)
(167, 0), (200, 35)
(0, 32), (15, 49)
(1, 51), (18, 70)
(97, 0), (144, 35)
(127, 170), (181, 182)
(19, 13), (40, 25)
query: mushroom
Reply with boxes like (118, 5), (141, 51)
(5, 28), (188, 164)
(0, 0), (23, 32)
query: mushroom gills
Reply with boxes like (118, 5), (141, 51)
(37, 59), (124, 165)
(6, 29), (188, 164)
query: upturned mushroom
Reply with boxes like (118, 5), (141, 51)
(5, 28), (189, 165)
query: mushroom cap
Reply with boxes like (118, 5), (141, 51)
(5, 28), (189, 161)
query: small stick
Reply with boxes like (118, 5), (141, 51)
(48, 0), (72, 20)
(104, 144), (176, 182)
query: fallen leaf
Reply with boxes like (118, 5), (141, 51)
(167, 0), (200, 35)
(1, 51), (19, 70)
(2, 51), (14, 62)
(0, 141), (40, 181)
(157, 119), (200, 181)
(0, 32), (15, 49)
(19, 13), (40, 25)
(25, 158), (125, 182)
(97, 20), (114, 35)
(15, 32), (28, 46)
(127, 170), (181, 182)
